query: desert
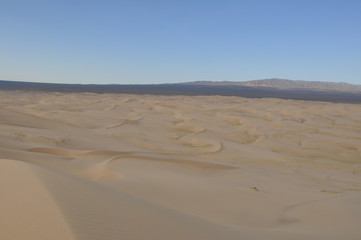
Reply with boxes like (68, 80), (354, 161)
(3, 0), (361, 238)
(1, 90), (361, 240)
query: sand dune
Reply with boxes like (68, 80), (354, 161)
(0, 159), (75, 240)
(0, 90), (360, 239)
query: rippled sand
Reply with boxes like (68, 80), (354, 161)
(1, 91), (360, 240)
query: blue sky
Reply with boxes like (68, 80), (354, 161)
(1, 0), (360, 84)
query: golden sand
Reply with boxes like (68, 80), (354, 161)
(1, 91), (360, 239)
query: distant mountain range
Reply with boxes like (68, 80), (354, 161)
(1, 79), (360, 103)
(183, 78), (361, 92)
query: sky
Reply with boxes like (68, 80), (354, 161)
(1, 0), (360, 85)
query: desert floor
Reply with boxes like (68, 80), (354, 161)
(1, 90), (360, 240)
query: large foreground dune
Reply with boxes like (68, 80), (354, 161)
(0, 90), (360, 240)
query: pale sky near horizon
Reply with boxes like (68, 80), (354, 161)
(1, 0), (360, 85)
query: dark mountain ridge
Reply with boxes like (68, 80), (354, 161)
(183, 78), (361, 92)
(1, 79), (360, 103)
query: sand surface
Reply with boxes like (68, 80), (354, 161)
(1, 90), (360, 240)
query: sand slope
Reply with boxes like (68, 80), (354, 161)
(0, 159), (75, 240)
(0, 91), (360, 239)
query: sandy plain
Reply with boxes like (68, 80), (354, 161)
(0, 90), (360, 240)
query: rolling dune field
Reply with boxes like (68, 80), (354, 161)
(1, 90), (360, 240)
